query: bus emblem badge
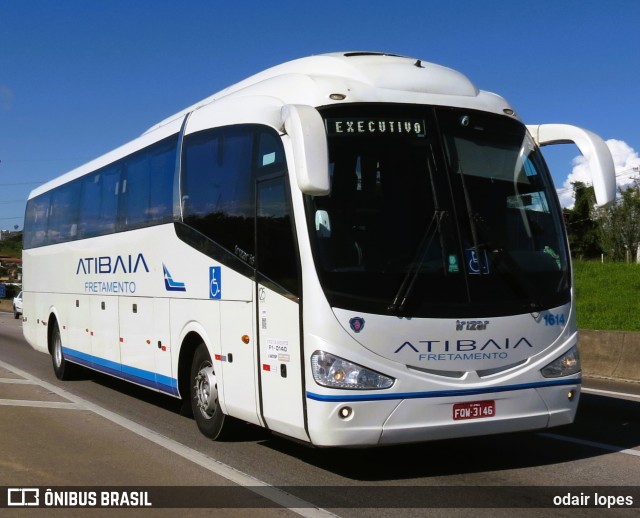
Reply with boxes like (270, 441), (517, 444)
(349, 317), (365, 333)
(163, 264), (186, 292)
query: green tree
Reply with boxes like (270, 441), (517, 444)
(598, 183), (640, 261)
(0, 233), (22, 259)
(563, 182), (601, 259)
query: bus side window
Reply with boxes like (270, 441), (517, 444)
(48, 181), (80, 244)
(78, 166), (120, 238)
(182, 126), (255, 261)
(257, 130), (285, 173)
(256, 176), (300, 297)
(121, 136), (176, 229)
(122, 153), (151, 228)
(24, 194), (51, 248)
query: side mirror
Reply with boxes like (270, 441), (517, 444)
(527, 124), (616, 207)
(281, 104), (330, 196)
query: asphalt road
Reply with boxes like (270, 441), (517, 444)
(1, 311), (639, 517)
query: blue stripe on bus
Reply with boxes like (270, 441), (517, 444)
(306, 378), (580, 403)
(62, 346), (179, 397)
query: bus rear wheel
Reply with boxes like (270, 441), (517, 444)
(190, 343), (231, 440)
(51, 322), (78, 380)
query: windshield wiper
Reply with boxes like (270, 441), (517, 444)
(387, 210), (448, 315)
(457, 166), (544, 310)
(388, 145), (450, 315)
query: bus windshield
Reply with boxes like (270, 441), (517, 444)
(306, 104), (569, 318)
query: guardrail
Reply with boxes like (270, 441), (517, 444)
(579, 330), (640, 384)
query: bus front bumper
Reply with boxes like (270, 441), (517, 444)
(305, 381), (580, 447)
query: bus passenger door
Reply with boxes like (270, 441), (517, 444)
(255, 176), (308, 442)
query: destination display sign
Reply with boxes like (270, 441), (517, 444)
(325, 118), (426, 138)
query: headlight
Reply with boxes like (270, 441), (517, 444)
(541, 345), (581, 378)
(311, 351), (394, 390)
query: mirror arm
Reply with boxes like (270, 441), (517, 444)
(527, 124), (616, 207)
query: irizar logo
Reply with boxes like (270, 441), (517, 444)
(76, 253), (149, 275)
(456, 320), (489, 331)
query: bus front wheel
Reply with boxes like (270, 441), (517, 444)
(190, 343), (230, 440)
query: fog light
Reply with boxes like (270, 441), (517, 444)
(567, 390), (576, 401)
(338, 406), (352, 419)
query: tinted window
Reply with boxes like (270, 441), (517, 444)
(78, 165), (120, 238)
(182, 126), (256, 260)
(23, 135), (178, 248)
(122, 137), (176, 228)
(309, 104), (570, 317)
(257, 177), (299, 296)
(23, 194), (50, 249)
(48, 181), (80, 243)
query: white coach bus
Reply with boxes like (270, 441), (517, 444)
(22, 52), (615, 446)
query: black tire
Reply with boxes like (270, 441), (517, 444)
(13, 309), (19, 319)
(51, 322), (78, 380)
(190, 343), (232, 440)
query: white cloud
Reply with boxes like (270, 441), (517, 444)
(558, 139), (640, 208)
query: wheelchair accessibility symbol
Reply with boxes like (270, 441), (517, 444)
(465, 248), (490, 274)
(209, 266), (222, 299)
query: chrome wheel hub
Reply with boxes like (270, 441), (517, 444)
(194, 364), (217, 419)
(53, 334), (62, 367)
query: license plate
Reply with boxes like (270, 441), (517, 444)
(453, 400), (495, 421)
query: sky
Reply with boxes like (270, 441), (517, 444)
(2, 0), (640, 231)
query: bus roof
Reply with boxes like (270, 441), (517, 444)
(144, 51), (516, 134)
(29, 52), (517, 199)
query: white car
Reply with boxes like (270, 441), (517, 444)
(13, 291), (22, 319)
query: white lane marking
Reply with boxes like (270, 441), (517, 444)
(0, 378), (36, 384)
(582, 387), (640, 401)
(0, 359), (336, 518)
(0, 398), (79, 409)
(0, 375), (78, 409)
(540, 386), (640, 458)
(539, 433), (640, 458)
